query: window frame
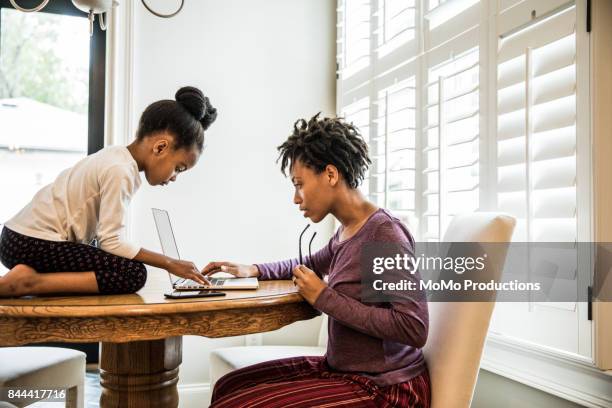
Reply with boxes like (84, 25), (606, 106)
(0, 0), (106, 155)
(0, 0), (106, 363)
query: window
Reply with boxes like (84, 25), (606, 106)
(337, 0), (481, 239)
(496, 3), (578, 243)
(0, 0), (106, 226)
(338, 0), (371, 79)
(490, 0), (588, 352)
(0, 0), (106, 363)
(376, 78), (416, 226)
(423, 47), (480, 240)
(376, 0), (416, 57)
(341, 97), (370, 194)
(337, 0), (597, 390)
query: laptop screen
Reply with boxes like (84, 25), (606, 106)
(152, 208), (181, 261)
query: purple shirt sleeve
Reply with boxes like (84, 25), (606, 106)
(255, 234), (335, 280)
(313, 287), (428, 348)
(313, 220), (428, 348)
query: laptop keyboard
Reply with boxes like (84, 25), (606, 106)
(209, 278), (224, 286)
(178, 278), (224, 287)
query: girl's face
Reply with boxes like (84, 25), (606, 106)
(144, 133), (201, 186)
(290, 160), (338, 223)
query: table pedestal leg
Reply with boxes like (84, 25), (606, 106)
(99, 337), (182, 408)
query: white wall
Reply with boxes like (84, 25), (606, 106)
(472, 370), (585, 408)
(127, 0), (336, 404)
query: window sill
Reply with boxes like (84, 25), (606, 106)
(480, 333), (612, 408)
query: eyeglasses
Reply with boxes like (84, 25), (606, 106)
(299, 224), (317, 265)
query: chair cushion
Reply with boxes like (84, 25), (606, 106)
(0, 347), (85, 407)
(210, 346), (326, 385)
(0, 347), (85, 386)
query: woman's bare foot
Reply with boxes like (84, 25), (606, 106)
(0, 264), (40, 297)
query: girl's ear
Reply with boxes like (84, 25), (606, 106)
(153, 139), (169, 155)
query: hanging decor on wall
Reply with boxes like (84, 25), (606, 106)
(7, 0), (184, 35)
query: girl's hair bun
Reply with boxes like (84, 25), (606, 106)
(175, 86), (207, 121)
(175, 86), (218, 131)
(201, 96), (218, 131)
(137, 86), (216, 152)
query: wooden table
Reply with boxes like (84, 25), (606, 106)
(0, 273), (317, 407)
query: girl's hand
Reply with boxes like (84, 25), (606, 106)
(167, 259), (210, 285)
(202, 262), (260, 278)
(293, 265), (326, 305)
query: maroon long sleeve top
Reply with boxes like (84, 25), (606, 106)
(256, 209), (428, 386)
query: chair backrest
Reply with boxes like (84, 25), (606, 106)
(317, 314), (329, 347)
(423, 212), (515, 408)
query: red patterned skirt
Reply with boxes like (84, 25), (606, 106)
(210, 356), (430, 408)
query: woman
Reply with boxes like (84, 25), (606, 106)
(203, 114), (430, 407)
(0, 86), (216, 297)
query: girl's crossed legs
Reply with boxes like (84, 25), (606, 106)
(0, 227), (146, 297)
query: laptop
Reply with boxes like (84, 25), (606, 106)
(152, 208), (259, 290)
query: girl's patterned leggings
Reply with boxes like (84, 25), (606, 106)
(0, 227), (146, 294)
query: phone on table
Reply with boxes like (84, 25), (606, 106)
(164, 290), (226, 299)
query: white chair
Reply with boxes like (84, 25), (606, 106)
(209, 315), (328, 386)
(208, 212), (515, 408)
(0, 347), (86, 408)
(423, 212), (515, 408)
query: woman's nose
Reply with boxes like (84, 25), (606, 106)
(293, 191), (302, 205)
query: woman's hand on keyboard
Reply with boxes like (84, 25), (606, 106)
(167, 259), (210, 285)
(202, 262), (260, 278)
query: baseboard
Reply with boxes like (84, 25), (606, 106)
(178, 382), (211, 408)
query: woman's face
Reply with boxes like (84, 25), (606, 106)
(144, 133), (200, 186)
(290, 160), (337, 223)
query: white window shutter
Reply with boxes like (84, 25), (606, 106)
(375, 78), (417, 227)
(422, 45), (480, 240)
(496, 3), (577, 243)
(338, 0), (419, 232)
(489, 0), (592, 355)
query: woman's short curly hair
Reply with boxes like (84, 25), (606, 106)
(277, 113), (371, 189)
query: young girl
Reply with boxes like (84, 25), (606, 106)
(0, 86), (216, 297)
(203, 114), (430, 408)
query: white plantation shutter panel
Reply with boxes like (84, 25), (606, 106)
(375, 78), (417, 225)
(422, 45), (480, 241)
(338, 0), (419, 230)
(338, 0), (371, 79)
(496, 2), (578, 243)
(341, 97), (371, 194)
(489, 0), (592, 355)
(338, 0), (482, 237)
(418, 0), (482, 240)
(375, 0), (416, 58)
